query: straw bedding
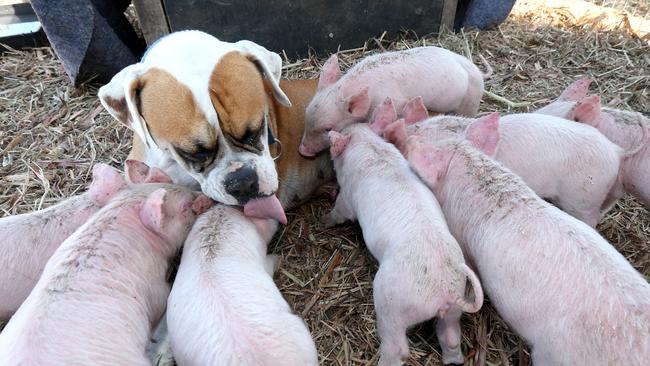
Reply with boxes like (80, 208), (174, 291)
(0, 0), (648, 364)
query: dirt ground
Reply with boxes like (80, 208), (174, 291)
(0, 0), (648, 365)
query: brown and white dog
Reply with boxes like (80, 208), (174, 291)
(99, 31), (333, 223)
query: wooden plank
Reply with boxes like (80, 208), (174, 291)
(440, 0), (458, 31)
(133, 0), (169, 45)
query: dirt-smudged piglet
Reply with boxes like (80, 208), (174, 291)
(0, 162), (213, 366)
(406, 119), (650, 365)
(536, 79), (650, 209)
(384, 110), (638, 226)
(298, 46), (491, 156)
(325, 123), (483, 365)
(0, 163), (126, 321)
(167, 205), (318, 366)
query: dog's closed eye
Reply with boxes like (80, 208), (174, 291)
(228, 125), (263, 153)
(240, 127), (261, 146)
(176, 145), (218, 172)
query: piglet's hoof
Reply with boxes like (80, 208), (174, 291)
(151, 349), (175, 366)
(321, 212), (338, 228)
(441, 351), (464, 365)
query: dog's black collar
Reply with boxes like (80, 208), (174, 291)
(268, 125), (276, 145)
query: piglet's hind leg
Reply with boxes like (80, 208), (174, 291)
(374, 268), (410, 366)
(376, 315), (409, 366)
(435, 307), (464, 365)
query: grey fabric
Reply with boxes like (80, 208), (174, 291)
(30, 0), (145, 86)
(455, 0), (517, 31)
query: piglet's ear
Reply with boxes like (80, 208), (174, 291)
(346, 86), (371, 119)
(328, 131), (351, 158)
(406, 140), (447, 187)
(383, 119), (408, 155)
(88, 163), (126, 206)
(318, 54), (342, 90)
(569, 95), (601, 125)
(465, 112), (500, 156)
(369, 97), (397, 135)
(126, 159), (149, 183)
(140, 188), (168, 234)
(559, 78), (592, 102)
(192, 195), (215, 215)
(146, 167), (173, 184)
(252, 220), (279, 244)
(126, 160), (173, 184)
(407, 141), (433, 175)
(402, 96), (429, 125)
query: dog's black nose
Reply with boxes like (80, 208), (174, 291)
(224, 166), (259, 203)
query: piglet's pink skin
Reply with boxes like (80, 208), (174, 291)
(534, 78), (592, 117)
(0, 170), (212, 365)
(325, 124), (483, 365)
(536, 83), (650, 209)
(0, 163), (125, 321)
(406, 130), (650, 366)
(298, 47), (489, 156)
(385, 112), (625, 227)
(167, 205), (317, 366)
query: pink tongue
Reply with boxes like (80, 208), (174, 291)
(243, 195), (287, 224)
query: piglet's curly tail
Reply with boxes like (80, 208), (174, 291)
(456, 263), (484, 314)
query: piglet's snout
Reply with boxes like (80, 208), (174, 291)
(298, 141), (316, 157)
(192, 195), (215, 215)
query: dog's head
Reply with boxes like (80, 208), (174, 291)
(99, 31), (291, 214)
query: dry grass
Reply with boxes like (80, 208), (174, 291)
(1, 0), (649, 364)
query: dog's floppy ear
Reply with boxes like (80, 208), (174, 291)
(98, 64), (157, 149)
(235, 40), (283, 82)
(235, 40), (292, 108)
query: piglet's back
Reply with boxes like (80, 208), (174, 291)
(0, 182), (205, 366)
(420, 141), (650, 365)
(0, 163), (126, 321)
(343, 47), (477, 111)
(336, 125), (457, 257)
(168, 206), (317, 366)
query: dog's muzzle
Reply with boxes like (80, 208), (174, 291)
(223, 164), (287, 224)
(224, 166), (260, 203)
